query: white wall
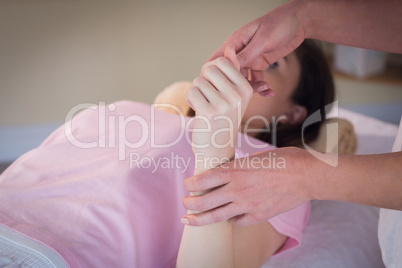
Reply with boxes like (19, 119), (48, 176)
(0, 0), (288, 162)
(1, 0), (401, 162)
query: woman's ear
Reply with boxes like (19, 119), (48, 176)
(285, 104), (307, 125)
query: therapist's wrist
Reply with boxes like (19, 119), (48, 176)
(296, 147), (328, 201)
(294, 0), (315, 40)
(275, 147), (318, 202)
(302, 149), (345, 202)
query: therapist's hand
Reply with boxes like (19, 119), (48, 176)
(181, 147), (313, 226)
(208, 0), (306, 86)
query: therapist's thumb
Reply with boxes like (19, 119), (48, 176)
(236, 37), (265, 68)
(224, 44), (240, 71)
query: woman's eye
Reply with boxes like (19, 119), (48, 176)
(269, 62), (279, 69)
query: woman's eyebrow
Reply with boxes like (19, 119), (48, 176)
(283, 55), (289, 62)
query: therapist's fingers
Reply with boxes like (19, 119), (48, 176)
(182, 184), (233, 212)
(205, 45), (273, 97)
(206, 36), (246, 65)
(249, 69), (274, 96)
(236, 35), (268, 68)
(232, 214), (266, 227)
(207, 19), (261, 64)
(223, 44), (240, 71)
(184, 168), (231, 192)
(238, 67), (274, 96)
(250, 69), (264, 83)
(207, 25), (266, 69)
(249, 80), (274, 97)
(216, 48), (273, 96)
(181, 202), (241, 226)
(240, 68), (249, 79)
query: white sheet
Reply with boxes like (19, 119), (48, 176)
(264, 201), (384, 268)
(263, 108), (399, 268)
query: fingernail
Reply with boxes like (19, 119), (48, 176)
(258, 89), (274, 97)
(257, 84), (269, 93)
(181, 217), (190, 225)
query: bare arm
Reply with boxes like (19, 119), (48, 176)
(182, 148), (402, 226)
(304, 0), (402, 54)
(312, 151), (402, 209)
(208, 0), (402, 85)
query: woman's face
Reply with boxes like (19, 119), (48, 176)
(241, 51), (301, 136)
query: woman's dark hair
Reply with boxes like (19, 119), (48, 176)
(187, 39), (335, 147)
(257, 39), (335, 147)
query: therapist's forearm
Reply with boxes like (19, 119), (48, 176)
(309, 152), (402, 210)
(300, 0), (402, 53)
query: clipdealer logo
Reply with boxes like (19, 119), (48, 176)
(62, 102), (273, 161)
(63, 101), (339, 167)
(301, 101), (339, 167)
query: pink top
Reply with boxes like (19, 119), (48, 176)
(0, 101), (310, 267)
